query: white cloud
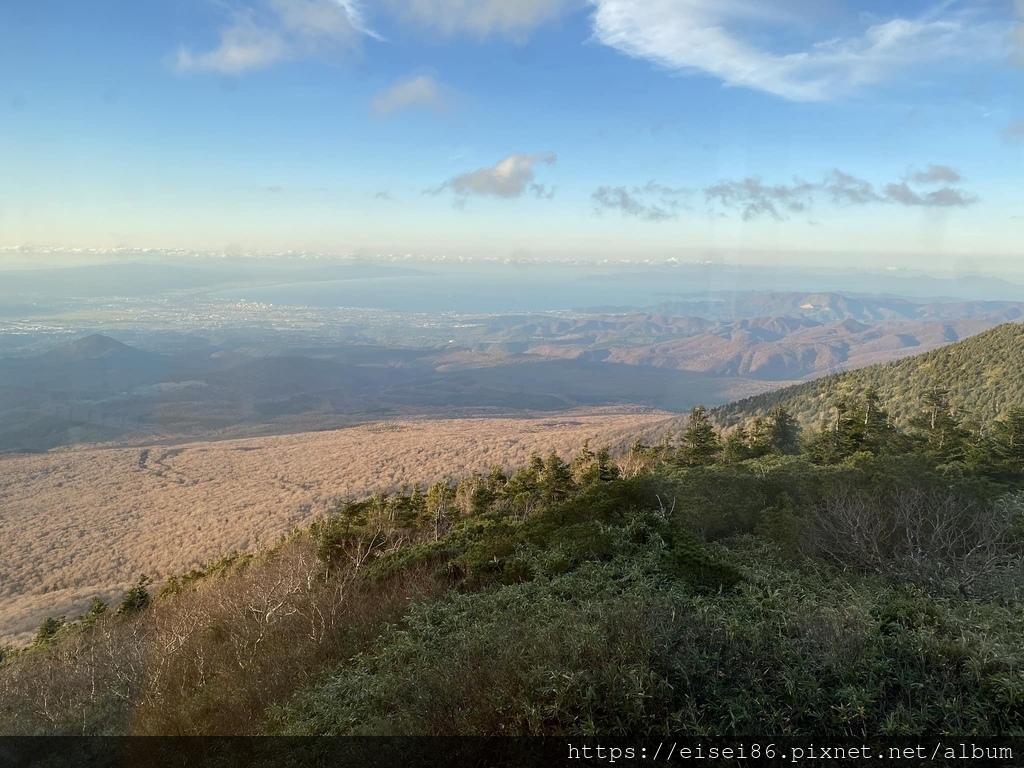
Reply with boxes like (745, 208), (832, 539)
(385, 0), (568, 41)
(703, 166), (976, 220)
(175, 15), (288, 74)
(907, 164), (962, 184)
(276, 0), (380, 40)
(705, 176), (817, 220)
(588, 0), (1007, 101)
(371, 73), (452, 116)
(592, 187), (674, 221)
(592, 180), (691, 222)
(821, 169), (880, 205)
(594, 166), (975, 223)
(428, 153), (557, 200)
(883, 182), (976, 208)
(174, 0), (378, 75)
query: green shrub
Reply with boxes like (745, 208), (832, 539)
(116, 575), (151, 616)
(275, 537), (1024, 739)
(32, 616), (66, 647)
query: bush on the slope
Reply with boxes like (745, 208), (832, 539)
(275, 539), (1024, 739)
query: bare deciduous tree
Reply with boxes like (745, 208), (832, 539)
(805, 489), (1024, 597)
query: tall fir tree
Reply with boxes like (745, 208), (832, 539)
(679, 405), (721, 467)
(539, 450), (575, 504)
(767, 404), (801, 455)
(993, 406), (1024, 476)
(908, 387), (968, 463)
(722, 425), (753, 463)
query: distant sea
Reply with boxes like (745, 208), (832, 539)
(208, 264), (1024, 314)
(210, 271), (700, 314)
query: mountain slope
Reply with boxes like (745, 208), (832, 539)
(714, 321), (1024, 428)
(39, 334), (153, 364)
(0, 335), (168, 393)
(473, 298), (1024, 381)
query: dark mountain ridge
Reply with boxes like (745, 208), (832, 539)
(40, 334), (150, 363)
(0, 335), (168, 392)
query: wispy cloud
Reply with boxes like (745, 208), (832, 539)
(883, 183), (975, 208)
(371, 73), (453, 116)
(592, 187), (673, 222)
(704, 167), (976, 220)
(175, 14), (287, 74)
(385, 0), (567, 41)
(705, 177), (817, 221)
(374, 190), (392, 200)
(588, 0), (1007, 101)
(635, 180), (689, 199)
(174, 0), (379, 75)
(427, 153), (557, 201)
(592, 180), (691, 222)
(907, 164), (962, 184)
(821, 169), (881, 205)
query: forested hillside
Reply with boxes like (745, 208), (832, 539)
(3, 383), (1023, 750)
(716, 321), (1024, 429)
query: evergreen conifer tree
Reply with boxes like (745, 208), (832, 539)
(909, 388), (968, 462)
(679, 405), (721, 466)
(117, 576), (151, 616)
(767, 404), (801, 455)
(722, 426), (752, 463)
(540, 450), (575, 504)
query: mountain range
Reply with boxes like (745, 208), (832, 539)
(4, 291), (1024, 452)
(469, 293), (1024, 379)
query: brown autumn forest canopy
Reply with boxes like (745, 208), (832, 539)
(0, 409), (672, 645)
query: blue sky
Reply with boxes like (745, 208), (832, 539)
(2, 0), (1022, 271)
